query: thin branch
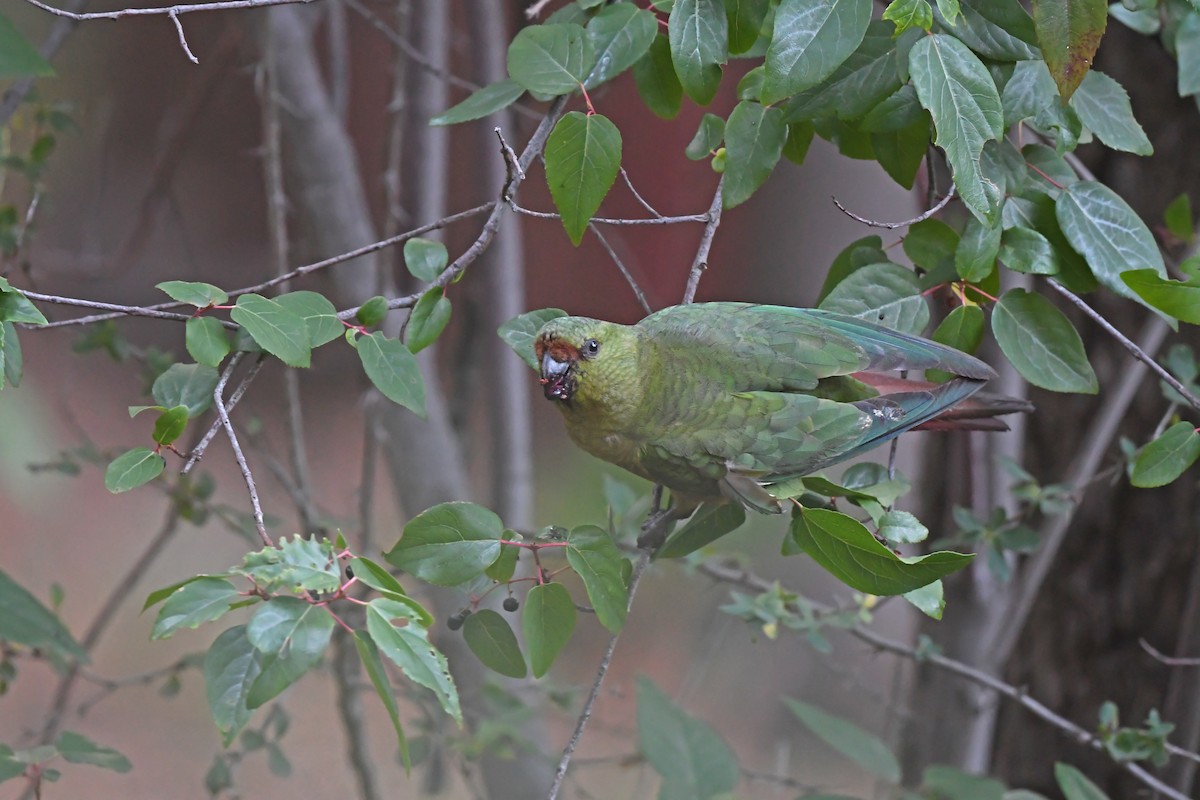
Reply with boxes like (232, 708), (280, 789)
(619, 167), (663, 219)
(168, 10), (198, 63)
(181, 353), (263, 474)
(682, 175), (725, 304)
(24, 0), (315, 19)
(19, 291), (234, 329)
(214, 363), (271, 546)
(588, 224), (653, 314)
(832, 185), (956, 230)
(1046, 280), (1200, 412)
(1142, 638), (1200, 668)
(510, 204), (709, 226)
(525, 0), (554, 19)
(546, 552), (652, 800)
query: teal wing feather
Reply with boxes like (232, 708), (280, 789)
(634, 303), (992, 503)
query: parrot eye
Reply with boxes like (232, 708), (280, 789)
(583, 338), (601, 357)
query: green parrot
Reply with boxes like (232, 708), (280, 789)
(534, 302), (1024, 522)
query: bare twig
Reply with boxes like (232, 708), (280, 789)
(19, 291), (234, 329)
(681, 176), (725, 304)
(1046, 280), (1200, 411)
(619, 167), (664, 219)
(1142, 638), (1200, 667)
(24, 0), (313, 19)
(588, 224), (653, 314)
(525, 0), (554, 19)
(510, 204), (709, 226)
(495, 127), (525, 201)
(546, 552), (652, 800)
(182, 353), (263, 474)
(832, 185), (956, 230)
(214, 363), (271, 546)
(168, 10), (198, 63)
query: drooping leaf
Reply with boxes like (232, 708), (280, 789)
(366, 598), (462, 724)
(721, 100), (787, 208)
(669, 0), (728, 105)
(1164, 193), (1194, 244)
(523, 582), (577, 678)
(0, 12), (54, 77)
(992, 288), (1098, 393)
(404, 289), (452, 354)
(203, 625), (264, 746)
(353, 631), (410, 770)
(498, 308), (568, 369)
(0, 282), (48, 325)
(1069, 69), (1151, 155)
(151, 577), (240, 640)
(244, 596), (335, 707)
(927, 304), (985, 382)
(637, 677), (739, 800)
(507, 23), (594, 96)
(909, 34), (1004, 223)
(902, 579), (945, 619)
(104, 447), (166, 494)
(785, 698), (901, 782)
(385, 502), (503, 586)
(633, 34), (684, 118)
(956, 216), (1002, 282)
(430, 79), (525, 126)
(152, 363), (220, 416)
(544, 111), (622, 246)
(55, 732), (131, 773)
(1179, 12), (1200, 98)
(686, 113), (726, 160)
(1055, 763), (1111, 800)
(904, 218), (958, 272)
(1120, 270), (1200, 324)
(761, 0), (873, 104)
(584, 3), (657, 88)
(0, 568), (88, 663)
(1032, 0), (1106, 100)
(1130, 421), (1200, 488)
(185, 317), (231, 368)
(463, 609), (527, 678)
(152, 405), (189, 447)
(565, 525), (629, 633)
(0, 322), (22, 389)
(230, 294), (311, 368)
(657, 502), (747, 558)
(357, 332), (426, 416)
(791, 507), (973, 594)
(1056, 180), (1168, 309)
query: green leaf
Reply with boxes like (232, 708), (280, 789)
(1069, 69), (1151, 155)
(366, 597), (461, 724)
(1055, 763), (1111, 800)
(1109, 4), (1160, 35)
(1179, 12), (1200, 97)
(0, 12), (54, 77)
(523, 582), (577, 678)
(204, 625), (264, 746)
(1120, 270), (1200, 324)
(185, 317), (231, 368)
(486, 541), (520, 583)
(669, 0), (728, 105)
(498, 307), (567, 369)
(353, 631), (410, 770)
(507, 23), (594, 95)
(992, 288), (1098, 393)
(385, 501), (503, 586)
(909, 34), (1003, 223)
(1032, 0), (1106, 100)
(356, 296), (389, 328)
(956, 216), (1002, 282)
(637, 677), (739, 800)
(783, 120), (815, 164)
(463, 609), (527, 679)
(721, 100), (787, 208)
(785, 698), (901, 782)
(902, 579), (945, 619)
(1165, 193), (1194, 243)
(634, 33), (684, 118)
(1056, 180), (1168, 309)
(819, 262), (929, 336)
(430, 79), (525, 126)
(999, 227), (1060, 275)
(405, 289), (452, 354)
(1130, 421), (1200, 488)
(762, 0), (873, 104)
(55, 732), (131, 773)
(0, 281), (48, 325)
(878, 509), (929, 544)
(1, 322), (22, 389)
(584, 3), (657, 88)
(357, 332), (426, 416)
(1000, 59), (1059, 127)
(904, 219), (958, 271)
(791, 507), (973, 594)
(727, 0), (769, 54)
(230, 294), (311, 368)
(883, 0), (934, 35)
(156, 280), (228, 307)
(245, 596), (335, 708)
(403, 238), (449, 283)
(925, 766), (1007, 800)
(0, 568), (88, 663)
(686, 113), (726, 160)
(152, 405), (189, 447)
(657, 502), (747, 558)
(274, 290), (343, 347)
(566, 525), (629, 633)
(818, 235), (887, 302)
(544, 111), (622, 246)
(237, 536), (341, 594)
(152, 362), (219, 416)
(151, 577), (240, 640)
(927, 305), (985, 381)
(940, 0), (1040, 61)
(104, 447), (166, 493)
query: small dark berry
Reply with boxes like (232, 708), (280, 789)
(345, 565), (355, 579)
(503, 597), (519, 612)
(447, 615), (464, 631)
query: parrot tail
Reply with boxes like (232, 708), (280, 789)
(912, 392), (1036, 432)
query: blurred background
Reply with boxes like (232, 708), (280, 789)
(2, 2), (1199, 799)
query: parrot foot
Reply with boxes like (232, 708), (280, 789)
(637, 503), (693, 551)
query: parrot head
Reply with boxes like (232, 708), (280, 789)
(534, 316), (631, 405)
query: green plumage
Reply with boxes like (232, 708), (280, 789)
(535, 302), (997, 514)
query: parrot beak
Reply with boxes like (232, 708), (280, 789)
(540, 351), (576, 401)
